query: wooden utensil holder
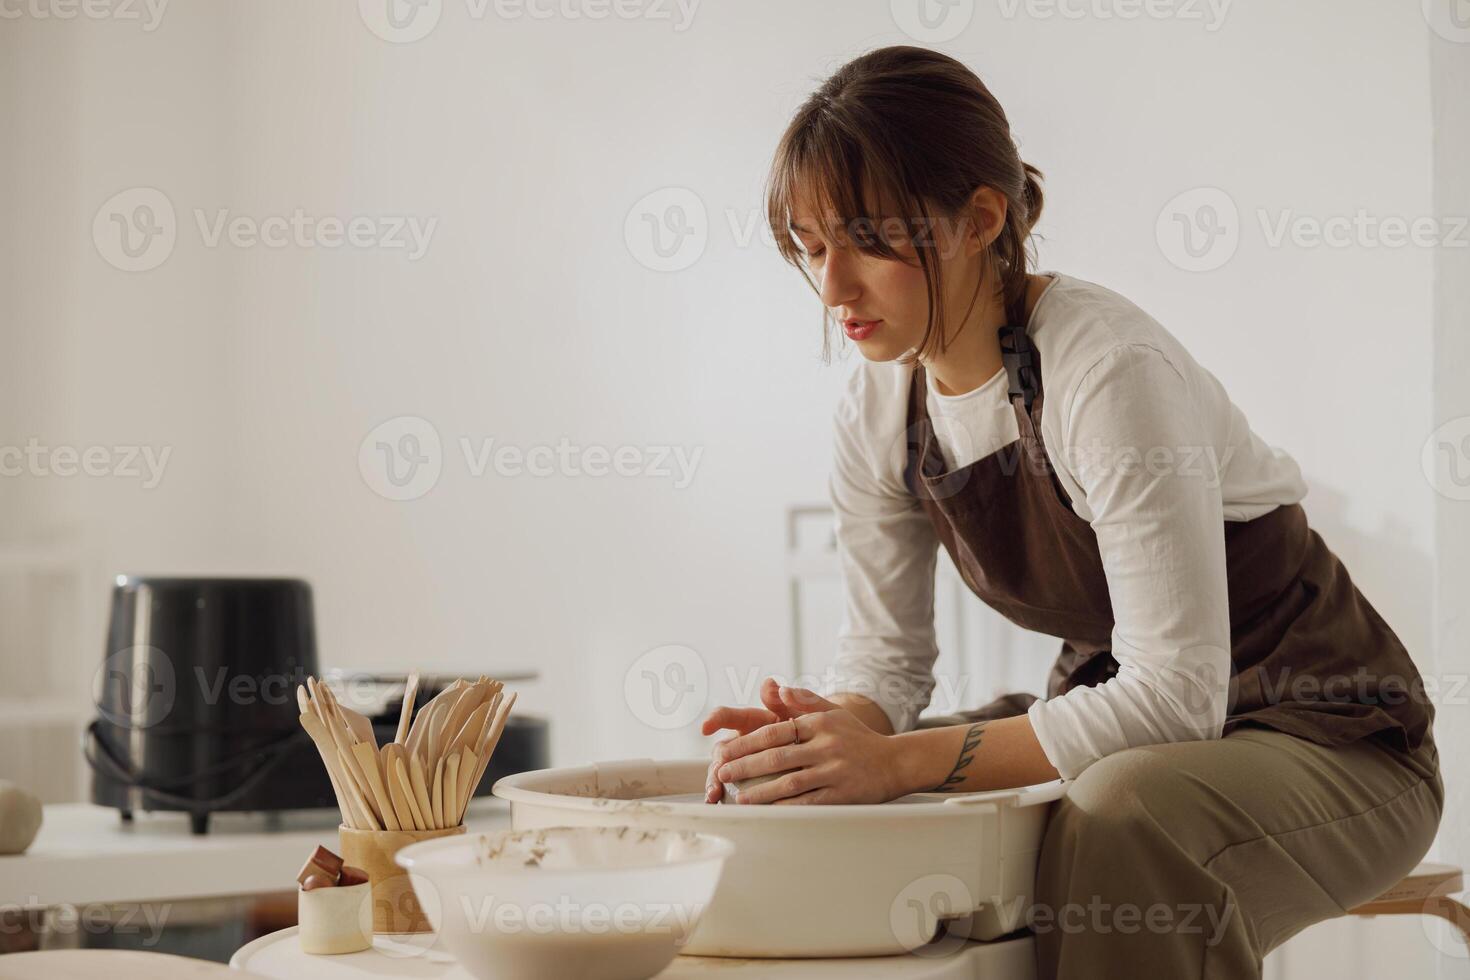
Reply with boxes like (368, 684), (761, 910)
(339, 823), (466, 934)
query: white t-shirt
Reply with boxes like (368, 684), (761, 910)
(819, 271), (1309, 780)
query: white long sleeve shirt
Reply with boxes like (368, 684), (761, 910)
(819, 271), (1309, 780)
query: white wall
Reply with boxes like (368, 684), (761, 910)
(2, 1), (1464, 971)
(1428, 7), (1470, 976)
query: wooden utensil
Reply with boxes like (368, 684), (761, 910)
(379, 746), (420, 834)
(351, 741), (401, 832)
(446, 700), (491, 761)
(297, 673), (516, 833)
(298, 707), (348, 827)
(444, 753), (460, 827)
(395, 672), (420, 745)
(383, 742), (424, 829)
(319, 682), (375, 746)
(406, 679), (466, 761)
(321, 699), (385, 828)
(407, 751), (435, 829)
(468, 690), (502, 761)
(300, 711), (378, 830)
(384, 746), (422, 831)
(430, 757), (445, 828)
(438, 677), (490, 751)
(297, 687), (354, 826)
(468, 690), (517, 797)
(299, 683), (364, 828)
(339, 704), (376, 746)
(393, 755), (427, 830)
(426, 686), (468, 768)
(304, 681), (367, 828)
(455, 746), (478, 823)
(405, 681), (449, 758)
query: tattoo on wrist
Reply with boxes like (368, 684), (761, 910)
(928, 723), (987, 792)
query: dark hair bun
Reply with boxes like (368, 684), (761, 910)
(1021, 161), (1045, 231)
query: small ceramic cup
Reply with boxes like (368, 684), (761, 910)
(298, 880), (372, 955)
(340, 824), (467, 934)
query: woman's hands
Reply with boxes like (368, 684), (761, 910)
(699, 678), (795, 804)
(699, 677), (906, 805)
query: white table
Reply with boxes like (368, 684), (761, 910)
(231, 926), (1037, 979)
(9, 804), (1039, 978)
(2, 802), (512, 909)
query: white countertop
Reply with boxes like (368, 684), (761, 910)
(231, 926), (1038, 979)
(2, 802), (512, 909)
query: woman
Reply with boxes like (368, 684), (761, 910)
(699, 46), (1442, 978)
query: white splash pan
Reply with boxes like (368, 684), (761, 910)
(492, 758), (1066, 958)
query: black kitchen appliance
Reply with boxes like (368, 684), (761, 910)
(87, 576), (548, 833)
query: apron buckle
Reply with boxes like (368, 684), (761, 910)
(998, 323), (1040, 413)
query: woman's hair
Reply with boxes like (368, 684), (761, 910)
(765, 45), (1044, 361)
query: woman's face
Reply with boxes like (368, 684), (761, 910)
(790, 188), (994, 362)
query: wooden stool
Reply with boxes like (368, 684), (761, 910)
(1345, 862), (1470, 946)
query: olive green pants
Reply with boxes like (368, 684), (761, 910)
(918, 712), (1443, 978)
(1035, 729), (1440, 978)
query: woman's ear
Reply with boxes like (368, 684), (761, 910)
(965, 185), (1009, 257)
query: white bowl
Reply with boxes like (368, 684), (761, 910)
(493, 758), (1067, 957)
(395, 825), (734, 980)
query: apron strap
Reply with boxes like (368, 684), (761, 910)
(998, 280), (1043, 435)
(998, 277), (1078, 512)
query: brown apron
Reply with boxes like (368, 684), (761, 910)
(903, 293), (1435, 762)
